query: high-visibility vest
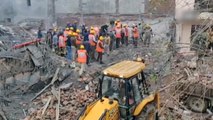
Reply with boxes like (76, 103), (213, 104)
(76, 35), (82, 45)
(133, 28), (139, 38)
(96, 40), (104, 52)
(59, 36), (66, 48)
(89, 34), (96, 46)
(77, 50), (87, 63)
(115, 28), (122, 38)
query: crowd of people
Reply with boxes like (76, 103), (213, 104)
(37, 20), (153, 77)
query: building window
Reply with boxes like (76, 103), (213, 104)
(27, 0), (31, 6)
(5, 18), (11, 23)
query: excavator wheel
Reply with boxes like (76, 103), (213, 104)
(187, 96), (207, 112)
(136, 103), (157, 120)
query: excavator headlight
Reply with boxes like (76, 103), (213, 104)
(103, 72), (107, 75)
(119, 75), (123, 78)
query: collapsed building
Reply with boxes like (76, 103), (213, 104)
(175, 0), (213, 54)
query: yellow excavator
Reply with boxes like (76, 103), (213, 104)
(78, 59), (159, 120)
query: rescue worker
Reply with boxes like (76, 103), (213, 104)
(96, 36), (104, 64)
(58, 32), (66, 56)
(124, 24), (129, 46)
(69, 27), (74, 35)
(89, 30), (97, 62)
(105, 33), (111, 56)
(208, 27), (213, 52)
(76, 29), (82, 48)
(77, 45), (87, 77)
(144, 24), (152, 47)
(132, 25), (139, 48)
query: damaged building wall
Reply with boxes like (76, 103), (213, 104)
(175, 0), (195, 53)
(0, 0), (145, 24)
(119, 0), (145, 14)
(12, 0), (48, 23)
(55, 0), (79, 13)
(0, 0), (48, 23)
(81, 0), (116, 14)
(0, 0), (15, 22)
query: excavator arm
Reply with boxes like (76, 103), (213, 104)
(133, 92), (160, 116)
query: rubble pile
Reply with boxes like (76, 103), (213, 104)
(0, 43), (77, 119)
(0, 44), (71, 90)
(0, 24), (36, 50)
(25, 86), (96, 120)
(24, 69), (100, 120)
(159, 54), (213, 119)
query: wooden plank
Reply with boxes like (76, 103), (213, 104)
(31, 68), (60, 101)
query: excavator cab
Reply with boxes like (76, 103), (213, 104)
(78, 60), (159, 120)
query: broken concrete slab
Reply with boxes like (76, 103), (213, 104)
(30, 54), (43, 67)
(27, 46), (43, 59)
(5, 77), (15, 84)
(29, 71), (41, 83)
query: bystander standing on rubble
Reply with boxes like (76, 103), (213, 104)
(138, 20), (144, 41)
(132, 25), (139, 48)
(109, 30), (115, 51)
(64, 27), (69, 38)
(124, 24), (129, 46)
(71, 30), (77, 62)
(104, 33), (111, 56)
(52, 30), (58, 52)
(77, 45), (87, 78)
(96, 36), (104, 64)
(144, 24), (152, 47)
(71, 21), (78, 32)
(58, 32), (66, 56)
(66, 33), (72, 64)
(121, 24), (125, 46)
(46, 29), (53, 48)
(37, 27), (43, 39)
(83, 28), (91, 65)
(115, 20), (122, 48)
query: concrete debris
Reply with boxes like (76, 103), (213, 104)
(160, 55), (213, 119)
(25, 87), (96, 120)
(0, 16), (211, 120)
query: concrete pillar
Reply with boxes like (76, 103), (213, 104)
(115, 0), (119, 16)
(46, 0), (56, 30)
(180, 23), (192, 53)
